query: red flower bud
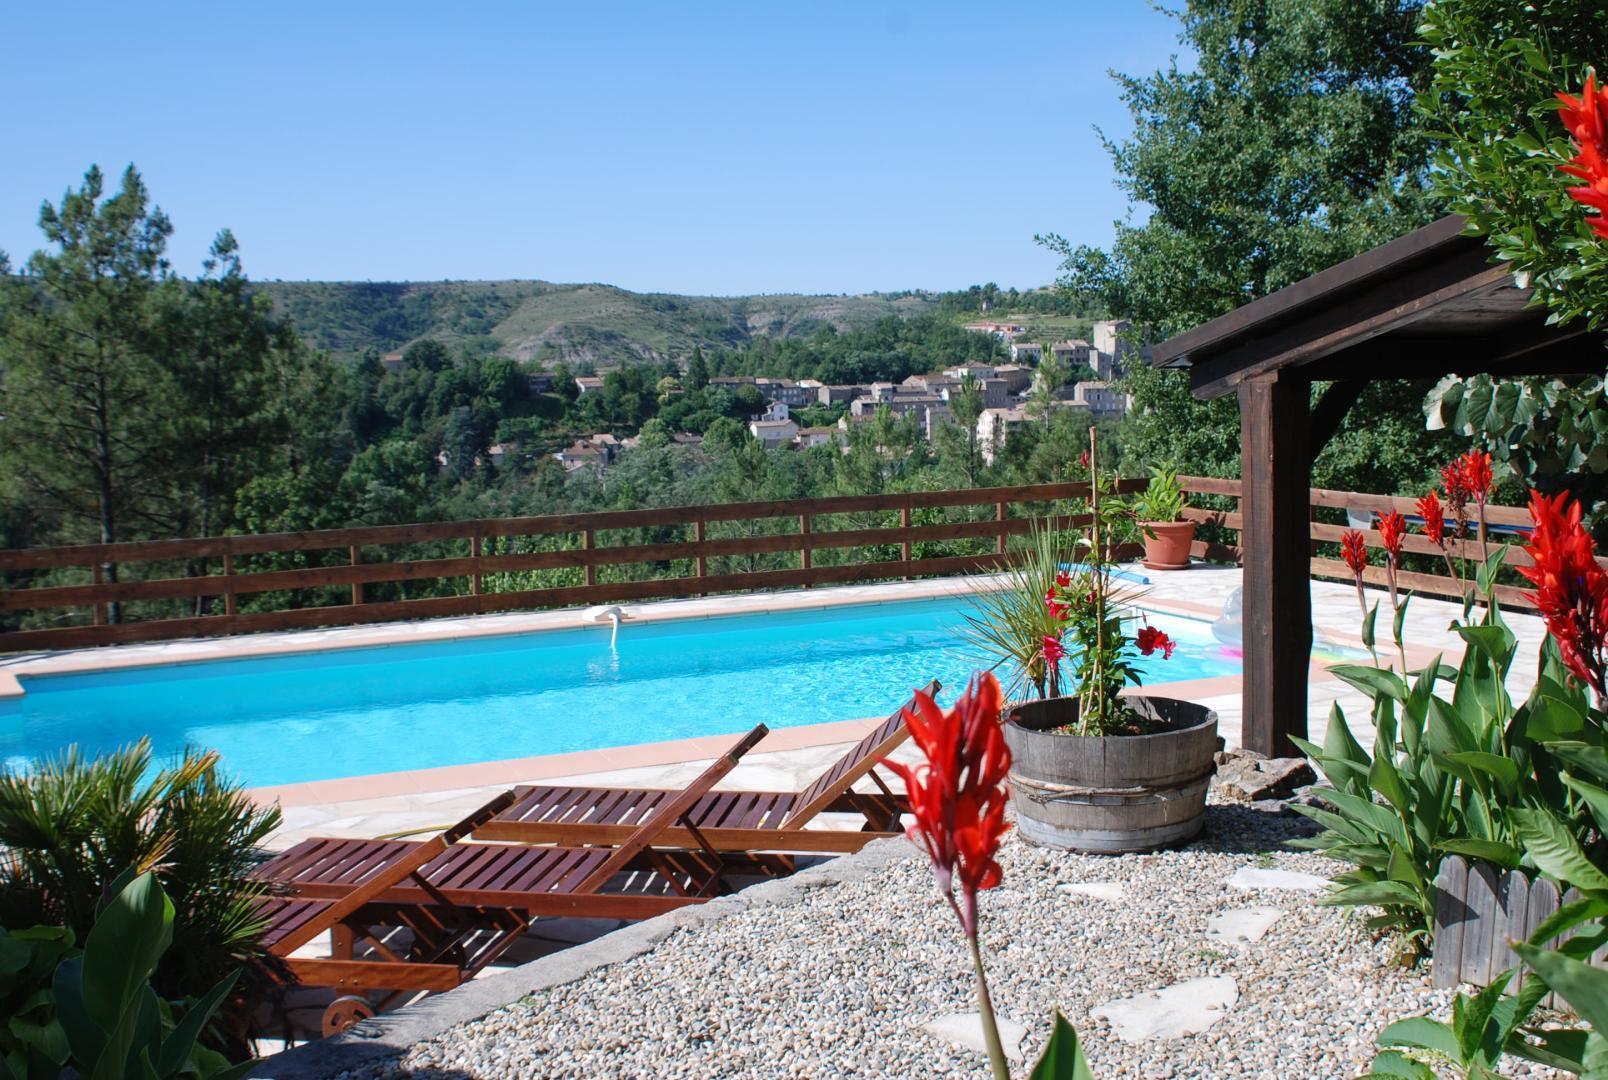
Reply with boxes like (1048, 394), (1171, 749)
(1341, 529), (1369, 578)
(1416, 490), (1446, 548)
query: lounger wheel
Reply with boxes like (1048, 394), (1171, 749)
(322, 996), (375, 1036)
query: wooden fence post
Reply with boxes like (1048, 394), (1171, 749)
(694, 519), (707, 594)
(901, 504), (913, 580)
(470, 534), (483, 596)
(222, 551), (238, 616)
(583, 529), (596, 587)
(349, 545), (363, 606)
(92, 563), (106, 626)
(799, 513), (812, 587)
(996, 500), (1008, 555)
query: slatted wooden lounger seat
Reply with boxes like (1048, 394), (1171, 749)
(253, 724), (772, 1034)
(471, 682), (937, 854)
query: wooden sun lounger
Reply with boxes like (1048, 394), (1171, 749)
(252, 723), (773, 1032)
(471, 682), (937, 854)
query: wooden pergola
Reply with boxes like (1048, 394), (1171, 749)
(1151, 214), (1607, 756)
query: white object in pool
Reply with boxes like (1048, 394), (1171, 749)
(582, 605), (625, 648)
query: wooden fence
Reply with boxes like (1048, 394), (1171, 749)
(1431, 855), (1606, 1007)
(1170, 476), (1593, 610)
(4, 475), (1597, 654)
(0, 481), (1141, 652)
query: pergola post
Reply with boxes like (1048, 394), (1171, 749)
(1237, 372), (1312, 755)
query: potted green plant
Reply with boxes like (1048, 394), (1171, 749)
(1133, 465), (1194, 570)
(964, 433), (1218, 853)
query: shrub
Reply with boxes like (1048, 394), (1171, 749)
(0, 739), (280, 1028)
(0, 870), (255, 1079)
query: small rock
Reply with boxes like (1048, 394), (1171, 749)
(1212, 749), (1317, 802)
(921, 1012), (1028, 1062)
(1205, 906), (1285, 945)
(1091, 976), (1238, 1041)
(1057, 881), (1125, 901)
(1226, 866), (1330, 892)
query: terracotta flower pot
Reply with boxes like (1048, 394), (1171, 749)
(1141, 520), (1195, 570)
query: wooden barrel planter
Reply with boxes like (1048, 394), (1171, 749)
(1432, 855), (1607, 1007)
(1002, 696), (1218, 854)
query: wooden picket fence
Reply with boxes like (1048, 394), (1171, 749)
(1432, 855), (1606, 1006)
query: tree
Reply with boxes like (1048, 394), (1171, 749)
(934, 374), (986, 487)
(0, 166), (177, 614)
(1034, 0), (1458, 489)
(160, 230), (302, 545)
(1417, 0), (1608, 526)
(1040, 0), (1440, 338)
(403, 338), (451, 373)
(685, 346), (709, 390)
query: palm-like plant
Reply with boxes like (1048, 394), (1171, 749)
(0, 739), (280, 1030)
(962, 520), (1077, 701)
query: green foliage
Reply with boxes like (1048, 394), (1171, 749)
(963, 523), (1080, 701)
(1041, 0), (1439, 339)
(1133, 465), (1185, 524)
(0, 740), (280, 1024)
(0, 872), (254, 1080)
(1029, 1011), (1096, 1080)
(1291, 598), (1603, 952)
(1417, 0), (1608, 529)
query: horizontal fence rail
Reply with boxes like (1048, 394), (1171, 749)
(0, 481), (1143, 652)
(1175, 476), (1608, 609)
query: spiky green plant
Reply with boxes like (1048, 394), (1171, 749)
(962, 520), (1078, 701)
(0, 739), (280, 1032)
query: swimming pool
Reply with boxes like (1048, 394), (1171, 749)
(0, 595), (1242, 788)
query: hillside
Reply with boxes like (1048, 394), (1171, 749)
(255, 280), (942, 367)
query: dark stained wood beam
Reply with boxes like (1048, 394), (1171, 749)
(1237, 372), (1313, 755)
(1188, 245), (1507, 399)
(1300, 323), (1606, 382)
(1306, 380), (1366, 467)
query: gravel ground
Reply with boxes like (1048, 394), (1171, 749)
(336, 799), (1562, 1079)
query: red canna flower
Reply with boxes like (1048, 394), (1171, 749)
(1342, 529), (1369, 577)
(1078, 449), (1091, 471)
(1518, 490), (1608, 702)
(1047, 600), (1071, 622)
(1459, 450), (1493, 505)
(1377, 510), (1407, 568)
(1136, 624), (1175, 659)
(1417, 490), (1446, 548)
(1042, 634), (1066, 664)
(1055, 569), (1071, 589)
(882, 674), (1012, 936)
(1558, 73), (1608, 239)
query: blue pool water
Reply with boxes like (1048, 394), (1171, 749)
(0, 596), (1242, 789)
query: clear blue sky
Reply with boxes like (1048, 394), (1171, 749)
(3, 3), (1182, 296)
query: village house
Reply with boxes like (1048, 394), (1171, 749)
(976, 406), (1033, 464)
(959, 321), (1025, 340)
(1070, 380), (1130, 419)
(748, 418), (799, 448)
(795, 426), (838, 448)
(1050, 339), (1091, 368)
(380, 351), (405, 373)
(525, 371), (555, 393)
(942, 362), (996, 381)
(756, 378), (815, 408)
(816, 384), (863, 406)
(1008, 341), (1043, 364)
(574, 375), (604, 395)
(991, 364), (1034, 394)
